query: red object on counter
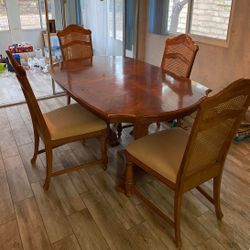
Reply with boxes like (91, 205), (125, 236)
(8, 43), (33, 53)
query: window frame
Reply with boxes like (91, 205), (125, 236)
(188, 0), (235, 48)
(19, 0), (50, 31)
(108, 0), (124, 41)
(150, 0), (235, 48)
(0, 0), (51, 32)
(39, 0), (53, 30)
(18, 0), (42, 30)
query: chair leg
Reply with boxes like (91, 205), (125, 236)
(176, 118), (182, 127)
(156, 122), (161, 128)
(117, 123), (123, 138)
(43, 145), (53, 190)
(31, 130), (39, 165)
(125, 160), (134, 197)
(67, 95), (71, 105)
(213, 176), (223, 220)
(101, 133), (108, 170)
(174, 192), (183, 248)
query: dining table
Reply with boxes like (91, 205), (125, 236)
(50, 56), (210, 142)
(50, 56), (211, 192)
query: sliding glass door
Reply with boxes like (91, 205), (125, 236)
(0, 0), (65, 108)
(79, 0), (124, 56)
(124, 0), (138, 58)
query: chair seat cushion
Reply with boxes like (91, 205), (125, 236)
(126, 128), (189, 183)
(43, 103), (106, 140)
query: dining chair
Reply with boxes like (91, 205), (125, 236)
(6, 50), (107, 190)
(160, 33), (200, 127)
(124, 78), (250, 247)
(117, 34), (199, 138)
(161, 33), (199, 78)
(57, 24), (93, 104)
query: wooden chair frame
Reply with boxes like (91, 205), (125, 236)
(57, 24), (93, 61)
(125, 79), (250, 247)
(158, 34), (199, 128)
(57, 24), (93, 105)
(6, 50), (107, 190)
(161, 34), (199, 78)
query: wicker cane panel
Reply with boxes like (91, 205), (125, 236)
(161, 34), (199, 78)
(58, 25), (93, 61)
(185, 94), (249, 177)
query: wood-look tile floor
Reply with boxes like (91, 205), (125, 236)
(0, 70), (62, 106)
(0, 96), (249, 250)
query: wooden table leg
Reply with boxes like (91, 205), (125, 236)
(133, 121), (150, 139)
(108, 124), (120, 147)
(116, 123), (123, 138)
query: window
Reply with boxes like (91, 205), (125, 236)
(18, 0), (41, 29)
(39, 0), (52, 29)
(115, 0), (124, 41)
(150, 0), (233, 41)
(168, 0), (188, 34)
(190, 0), (232, 40)
(108, 0), (124, 41)
(0, 0), (9, 31)
(18, 0), (52, 30)
(108, 0), (114, 37)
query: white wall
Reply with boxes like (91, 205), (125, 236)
(143, 0), (250, 93)
(0, 32), (12, 56)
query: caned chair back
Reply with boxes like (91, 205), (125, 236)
(57, 24), (93, 61)
(178, 79), (250, 184)
(6, 50), (49, 139)
(161, 34), (199, 78)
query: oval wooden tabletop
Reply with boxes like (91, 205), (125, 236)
(51, 56), (210, 123)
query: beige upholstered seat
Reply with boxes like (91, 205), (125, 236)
(124, 79), (250, 247)
(44, 103), (106, 140)
(126, 128), (189, 183)
(6, 50), (107, 190)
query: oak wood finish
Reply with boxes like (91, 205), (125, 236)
(125, 79), (250, 247)
(52, 235), (81, 250)
(6, 166), (33, 203)
(68, 210), (109, 249)
(31, 182), (73, 243)
(0, 220), (23, 249)
(15, 197), (52, 249)
(81, 188), (137, 249)
(127, 222), (167, 250)
(52, 174), (86, 216)
(93, 171), (143, 230)
(6, 50), (107, 190)
(0, 170), (15, 225)
(50, 56), (210, 139)
(57, 24), (93, 105)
